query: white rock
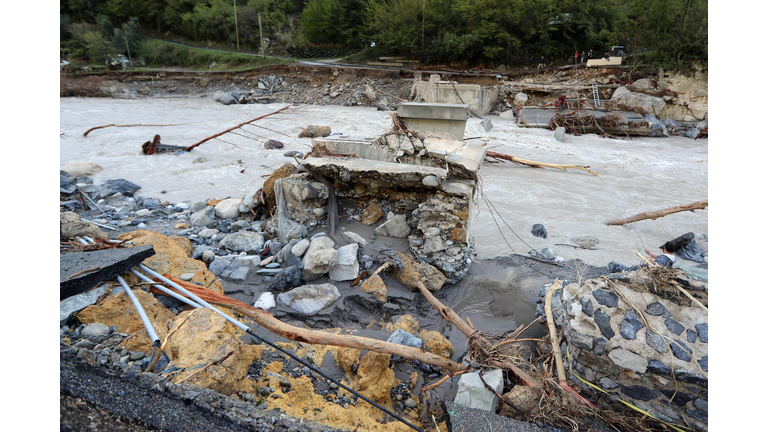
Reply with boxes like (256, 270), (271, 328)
(214, 198), (242, 219)
(607, 348), (649, 374)
(135, 209), (151, 217)
(198, 228), (219, 239)
(254, 292), (276, 311)
(329, 243), (359, 281)
(278, 283), (341, 314)
(302, 248), (339, 281)
(454, 369), (504, 412)
(291, 239), (311, 257)
(341, 231), (368, 246)
(374, 214), (411, 238)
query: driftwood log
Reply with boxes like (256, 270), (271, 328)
(183, 105), (291, 151)
(604, 200), (708, 226)
(149, 275), (463, 371)
(485, 151), (599, 176)
(414, 280), (541, 389)
(83, 123), (187, 137)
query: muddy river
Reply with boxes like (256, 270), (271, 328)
(60, 96), (708, 399)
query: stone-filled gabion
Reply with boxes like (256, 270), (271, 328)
(536, 272), (708, 430)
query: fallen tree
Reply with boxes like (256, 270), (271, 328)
(604, 200), (708, 225)
(183, 105), (292, 151)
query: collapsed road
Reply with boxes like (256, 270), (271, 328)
(59, 63), (708, 432)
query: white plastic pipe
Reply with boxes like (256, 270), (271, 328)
(136, 264), (250, 333)
(129, 268), (203, 310)
(116, 275), (160, 344)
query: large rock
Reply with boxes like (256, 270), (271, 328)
(374, 214), (411, 238)
(328, 243), (359, 281)
(214, 198), (242, 219)
(60, 211), (108, 240)
(301, 248), (338, 281)
(220, 231), (265, 253)
(394, 251), (447, 292)
(454, 369), (504, 412)
(116, 230), (223, 293)
(189, 206), (215, 226)
(610, 86), (666, 116)
(356, 351), (397, 403)
(263, 164), (296, 217)
(499, 385), (542, 420)
(166, 308), (261, 395)
(77, 289), (175, 353)
(386, 329), (423, 349)
(361, 202), (384, 226)
(419, 330), (455, 359)
(361, 274), (387, 301)
(213, 90), (237, 105)
(277, 283), (341, 314)
(298, 125), (331, 138)
(386, 315), (420, 334)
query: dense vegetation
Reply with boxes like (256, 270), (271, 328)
(60, 0), (707, 71)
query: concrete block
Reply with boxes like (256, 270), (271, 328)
(454, 369), (504, 412)
(554, 127), (566, 142)
(398, 102), (470, 121)
(587, 57), (623, 67)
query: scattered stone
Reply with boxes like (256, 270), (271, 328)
(592, 289), (618, 307)
(268, 266), (302, 291)
(329, 243), (359, 281)
(593, 337), (607, 355)
(647, 360), (671, 375)
(277, 283), (341, 314)
(664, 318), (685, 335)
(81, 323), (110, 337)
(189, 207), (215, 226)
(670, 339), (692, 362)
(290, 239), (310, 257)
(531, 224), (547, 239)
(499, 385), (540, 419)
(607, 348), (648, 374)
(264, 140), (285, 150)
(645, 329), (669, 353)
(572, 236), (598, 249)
(361, 202), (384, 225)
(686, 329), (698, 343)
(570, 331), (594, 350)
(214, 198), (242, 219)
(645, 301), (670, 317)
(394, 251), (447, 292)
(60, 211), (108, 240)
(621, 385), (660, 402)
(386, 329), (423, 350)
(419, 330), (455, 359)
(594, 310), (615, 340)
(374, 214), (411, 238)
(607, 262), (629, 273)
(298, 125), (331, 138)
(579, 298), (593, 317)
(101, 179), (141, 195)
(360, 274), (387, 301)
(301, 248), (338, 281)
(695, 323), (708, 343)
(341, 231), (368, 246)
(220, 231), (264, 253)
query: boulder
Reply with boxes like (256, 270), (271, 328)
(394, 251), (447, 292)
(342, 231), (368, 246)
(455, 369), (504, 412)
(531, 223), (547, 239)
(277, 283), (341, 314)
(301, 248), (338, 281)
(264, 139), (284, 149)
(213, 90), (237, 105)
(328, 243), (359, 281)
(298, 125), (331, 138)
(610, 87), (666, 116)
(267, 266), (302, 291)
(291, 238), (311, 257)
(214, 198), (242, 219)
(386, 329), (423, 349)
(513, 93), (528, 105)
(419, 330), (455, 359)
(356, 351), (397, 403)
(499, 385), (542, 419)
(220, 231), (265, 253)
(101, 179), (141, 195)
(166, 308), (261, 395)
(386, 315), (420, 334)
(374, 214), (411, 238)
(189, 206), (215, 226)
(117, 230), (223, 293)
(263, 164), (296, 217)
(361, 274), (387, 302)
(362, 202), (384, 226)
(60, 211), (107, 240)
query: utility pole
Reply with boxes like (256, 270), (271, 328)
(258, 13), (264, 57)
(124, 36), (132, 68)
(234, 0), (239, 51)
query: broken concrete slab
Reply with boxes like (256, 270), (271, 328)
(422, 136), (487, 173)
(454, 369), (504, 412)
(409, 78), (499, 117)
(60, 244), (155, 300)
(374, 214), (411, 238)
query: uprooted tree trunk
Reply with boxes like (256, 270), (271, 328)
(604, 200), (708, 225)
(485, 151), (599, 176)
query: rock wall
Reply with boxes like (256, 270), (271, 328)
(537, 271), (708, 430)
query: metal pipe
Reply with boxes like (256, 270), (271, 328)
(136, 264), (249, 332)
(116, 275), (160, 343)
(129, 268), (204, 310)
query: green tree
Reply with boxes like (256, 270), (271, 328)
(83, 30), (118, 64)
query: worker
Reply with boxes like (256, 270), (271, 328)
(556, 95), (566, 112)
(538, 55), (545, 69)
(645, 241), (678, 268)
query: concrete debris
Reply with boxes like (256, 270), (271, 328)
(454, 369), (504, 412)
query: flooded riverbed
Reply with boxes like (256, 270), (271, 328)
(60, 97), (708, 268)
